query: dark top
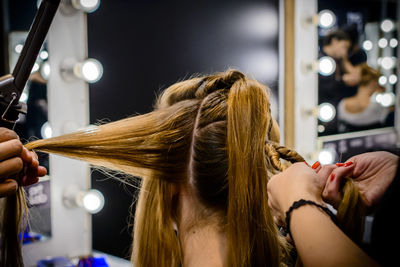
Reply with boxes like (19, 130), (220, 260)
(367, 156), (400, 266)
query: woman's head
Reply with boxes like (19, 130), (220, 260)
(25, 69), (302, 266)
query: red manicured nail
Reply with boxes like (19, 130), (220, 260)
(330, 173), (335, 181)
(336, 163), (345, 167)
(304, 161), (310, 167)
(344, 161), (353, 167)
(312, 161), (320, 169)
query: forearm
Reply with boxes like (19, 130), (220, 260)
(290, 205), (379, 267)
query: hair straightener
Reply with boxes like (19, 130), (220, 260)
(0, 0), (60, 129)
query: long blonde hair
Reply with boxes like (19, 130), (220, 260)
(21, 69), (364, 266)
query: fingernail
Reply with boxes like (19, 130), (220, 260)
(344, 161), (353, 167)
(330, 173), (335, 181)
(312, 161), (320, 169)
(304, 161), (310, 167)
(336, 163), (345, 167)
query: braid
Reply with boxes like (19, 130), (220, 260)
(265, 141), (305, 171)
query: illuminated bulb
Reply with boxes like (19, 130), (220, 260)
(81, 190), (105, 214)
(81, 59), (103, 82)
(14, 44), (23, 54)
(40, 122), (52, 139)
(318, 148), (336, 165)
(318, 56), (336, 76)
(380, 57), (396, 70)
(31, 63), (40, 73)
(378, 38), (388, 48)
(20, 91), (29, 103)
(362, 40), (373, 51)
(377, 92), (395, 107)
(378, 76), (387, 86)
(381, 19), (395, 33)
(39, 50), (49, 60)
(72, 0), (100, 13)
(40, 62), (51, 80)
(73, 58), (103, 83)
(390, 38), (398, 48)
(317, 124), (325, 133)
(389, 74), (397, 85)
(318, 10), (336, 29)
(318, 102), (336, 122)
(377, 57), (383, 65)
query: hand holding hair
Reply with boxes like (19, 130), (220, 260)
(267, 162), (325, 225)
(0, 127), (46, 197)
(267, 161), (379, 267)
(319, 151), (398, 210)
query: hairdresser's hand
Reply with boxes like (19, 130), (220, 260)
(0, 128), (46, 197)
(267, 162), (325, 226)
(320, 151), (398, 210)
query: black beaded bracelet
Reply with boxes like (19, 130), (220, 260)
(284, 199), (337, 238)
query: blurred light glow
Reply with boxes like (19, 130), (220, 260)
(73, 0), (100, 13)
(14, 44), (23, 54)
(381, 19), (395, 33)
(390, 38), (398, 48)
(40, 122), (52, 139)
(318, 102), (336, 122)
(380, 57), (396, 70)
(317, 124), (325, 133)
(20, 91), (29, 103)
(41, 62), (51, 80)
(378, 76), (387, 86)
(378, 38), (388, 48)
(31, 63), (40, 73)
(39, 50), (49, 60)
(389, 74), (397, 85)
(376, 92), (395, 107)
(82, 189), (104, 214)
(81, 59), (103, 83)
(237, 7), (278, 40)
(318, 56), (336, 76)
(362, 40), (373, 51)
(318, 10), (336, 28)
(318, 148), (336, 165)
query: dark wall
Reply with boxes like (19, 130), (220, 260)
(87, 0), (279, 259)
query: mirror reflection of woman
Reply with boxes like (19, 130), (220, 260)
(337, 64), (394, 132)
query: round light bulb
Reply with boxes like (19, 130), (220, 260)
(379, 92), (395, 107)
(380, 57), (396, 70)
(14, 44), (23, 54)
(72, 0), (100, 13)
(318, 102), (336, 122)
(378, 76), (387, 86)
(41, 62), (51, 80)
(318, 10), (336, 29)
(378, 38), (388, 48)
(40, 122), (52, 139)
(362, 40), (373, 51)
(389, 38), (398, 48)
(318, 148), (336, 165)
(39, 50), (49, 60)
(318, 56), (336, 76)
(82, 189), (104, 214)
(381, 19), (395, 33)
(389, 74), (397, 85)
(81, 59), (103, 83)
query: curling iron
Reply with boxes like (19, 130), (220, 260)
(0, 0), (60, 129)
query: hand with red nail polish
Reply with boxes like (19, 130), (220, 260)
(0, 128), (47, 198)
(322, 152), (398, 209)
